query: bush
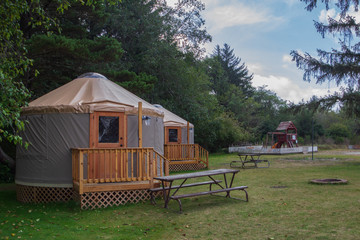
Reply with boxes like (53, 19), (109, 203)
(0, 164), (14, 183)
(327, 123), (350, 138)
(334, 136), (345, 144)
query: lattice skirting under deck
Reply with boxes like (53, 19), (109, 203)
(16, 184), (73, 203)
(169, 163), (206, 172)
(75, 189), (160, 210)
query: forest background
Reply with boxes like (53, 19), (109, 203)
(1, 0), (360, 181)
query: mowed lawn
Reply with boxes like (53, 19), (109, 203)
(1, 149), (360, 240)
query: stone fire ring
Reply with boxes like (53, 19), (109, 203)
(310, 178), (348, 185)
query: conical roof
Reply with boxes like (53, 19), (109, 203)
(153, 104), (193, 127)
(22, 72), (163, 117)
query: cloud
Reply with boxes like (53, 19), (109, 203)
(319, 6), (360, 23)
(319, 8), (337, 23)
(282, 54), (292, 64)
(251, 74), (338, 103)
(347, 5), (360, 21)
(283, 0), (298, 7)
(202, 0), (282, 32)
(281, 54), (293, 68)
(247, 63), (263, 73)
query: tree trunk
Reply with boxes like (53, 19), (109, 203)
(0, 146), (15, 170)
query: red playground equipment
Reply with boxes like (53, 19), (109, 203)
(266, 121), (298, 148)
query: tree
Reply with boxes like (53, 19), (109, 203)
(26, 34), (124, 98)
(327, 122), (350, 143)
(164, 0), (212, 57)
(290, 0), (360, 117)
(0, 0), (121, 169)
(212, 43), (254, 96)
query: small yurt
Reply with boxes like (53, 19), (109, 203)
(153, 104), (194, 145)
(153, 105), (208, 172)
(16, 73), (165, 208)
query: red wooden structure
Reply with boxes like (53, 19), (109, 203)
(266, 121), (298, 148)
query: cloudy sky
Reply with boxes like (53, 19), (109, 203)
(188, 0), (348, 103)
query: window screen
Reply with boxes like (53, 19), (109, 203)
(168, 129), (178, 142)
(99, 116), (119, 143)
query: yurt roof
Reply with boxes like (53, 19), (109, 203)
(22, 73), (163, 117)
(153, 104), (194, 127)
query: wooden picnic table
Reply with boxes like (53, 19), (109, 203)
(152, 169), (248, 213)
(230, 153), (270, 168)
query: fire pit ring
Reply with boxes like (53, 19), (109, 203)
(310, 178), (348, 185)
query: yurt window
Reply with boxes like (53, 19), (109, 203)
(99, 116), (119, 143)
(165, 127), (181, 144)
(90, 112), (126, 148)
(169, 129), (178, 142)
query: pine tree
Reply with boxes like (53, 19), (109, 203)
(212, 43), (254, 96)
(290, 0), (360, 117)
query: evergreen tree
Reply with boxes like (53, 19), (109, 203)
(212, 43), (254, 96)
(291, 0), (360, 117)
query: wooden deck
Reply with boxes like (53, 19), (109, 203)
(72, 148), (169, 194)
(164, 144), (209, 168)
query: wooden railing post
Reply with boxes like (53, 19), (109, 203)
(79, 150), (84, 194)
(149, 151), (154, 187)
(164, 157), (169, 176)
(72, 149), (75, 183)
(187, 122), (190, 144)
(138, 102), (142, 148)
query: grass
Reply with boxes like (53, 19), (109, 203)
(1, 149), (360, 239)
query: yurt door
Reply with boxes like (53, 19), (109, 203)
(90, 112), (126, 148)
(88, 112), (126, 181)
(165, 127), (182, 145)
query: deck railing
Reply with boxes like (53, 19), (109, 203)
(164, 144), (209, 167)
(72, 148), (169, 194)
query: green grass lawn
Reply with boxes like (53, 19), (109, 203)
(1, 149), (360, 240)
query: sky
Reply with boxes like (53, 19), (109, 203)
(177, 0), (350, 103)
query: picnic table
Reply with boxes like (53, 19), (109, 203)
(151, 169), (248, 213)
(230, 153), (270, 168)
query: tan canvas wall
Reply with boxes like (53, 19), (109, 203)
(16, 113), (89, 187)
(126, 115), (164, 155)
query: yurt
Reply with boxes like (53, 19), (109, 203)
(153, 104), (194, 145)
(153, 105), (208, 172)
(16, 73), (167, 209)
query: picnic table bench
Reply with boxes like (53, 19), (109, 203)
(152, 169), (248, 213)
(230, 153), (270, 168)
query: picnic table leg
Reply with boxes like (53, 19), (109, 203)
(241, 156), (245, 168)
(208, 176), (224, 191)
(171, 178), (188, 196)
(225, 172), (237, 198)
(251, 155), (258, 168)
(223, 173), (228, 188)
(163, 181), (173, 209)
(174, 199), (183, 213)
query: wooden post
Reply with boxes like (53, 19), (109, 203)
(187, 121), (190, 144)
(149, 151), (154, 187)
(138, 102), (142, 148)
(79, 150), (84, 194)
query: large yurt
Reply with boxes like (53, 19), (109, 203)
(16, 73), (165, 207)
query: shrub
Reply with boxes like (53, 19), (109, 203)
(0, 164), (14, 183)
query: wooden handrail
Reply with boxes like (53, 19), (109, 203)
(164, 144), (209, 167)
(72, 148), (169, 194)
